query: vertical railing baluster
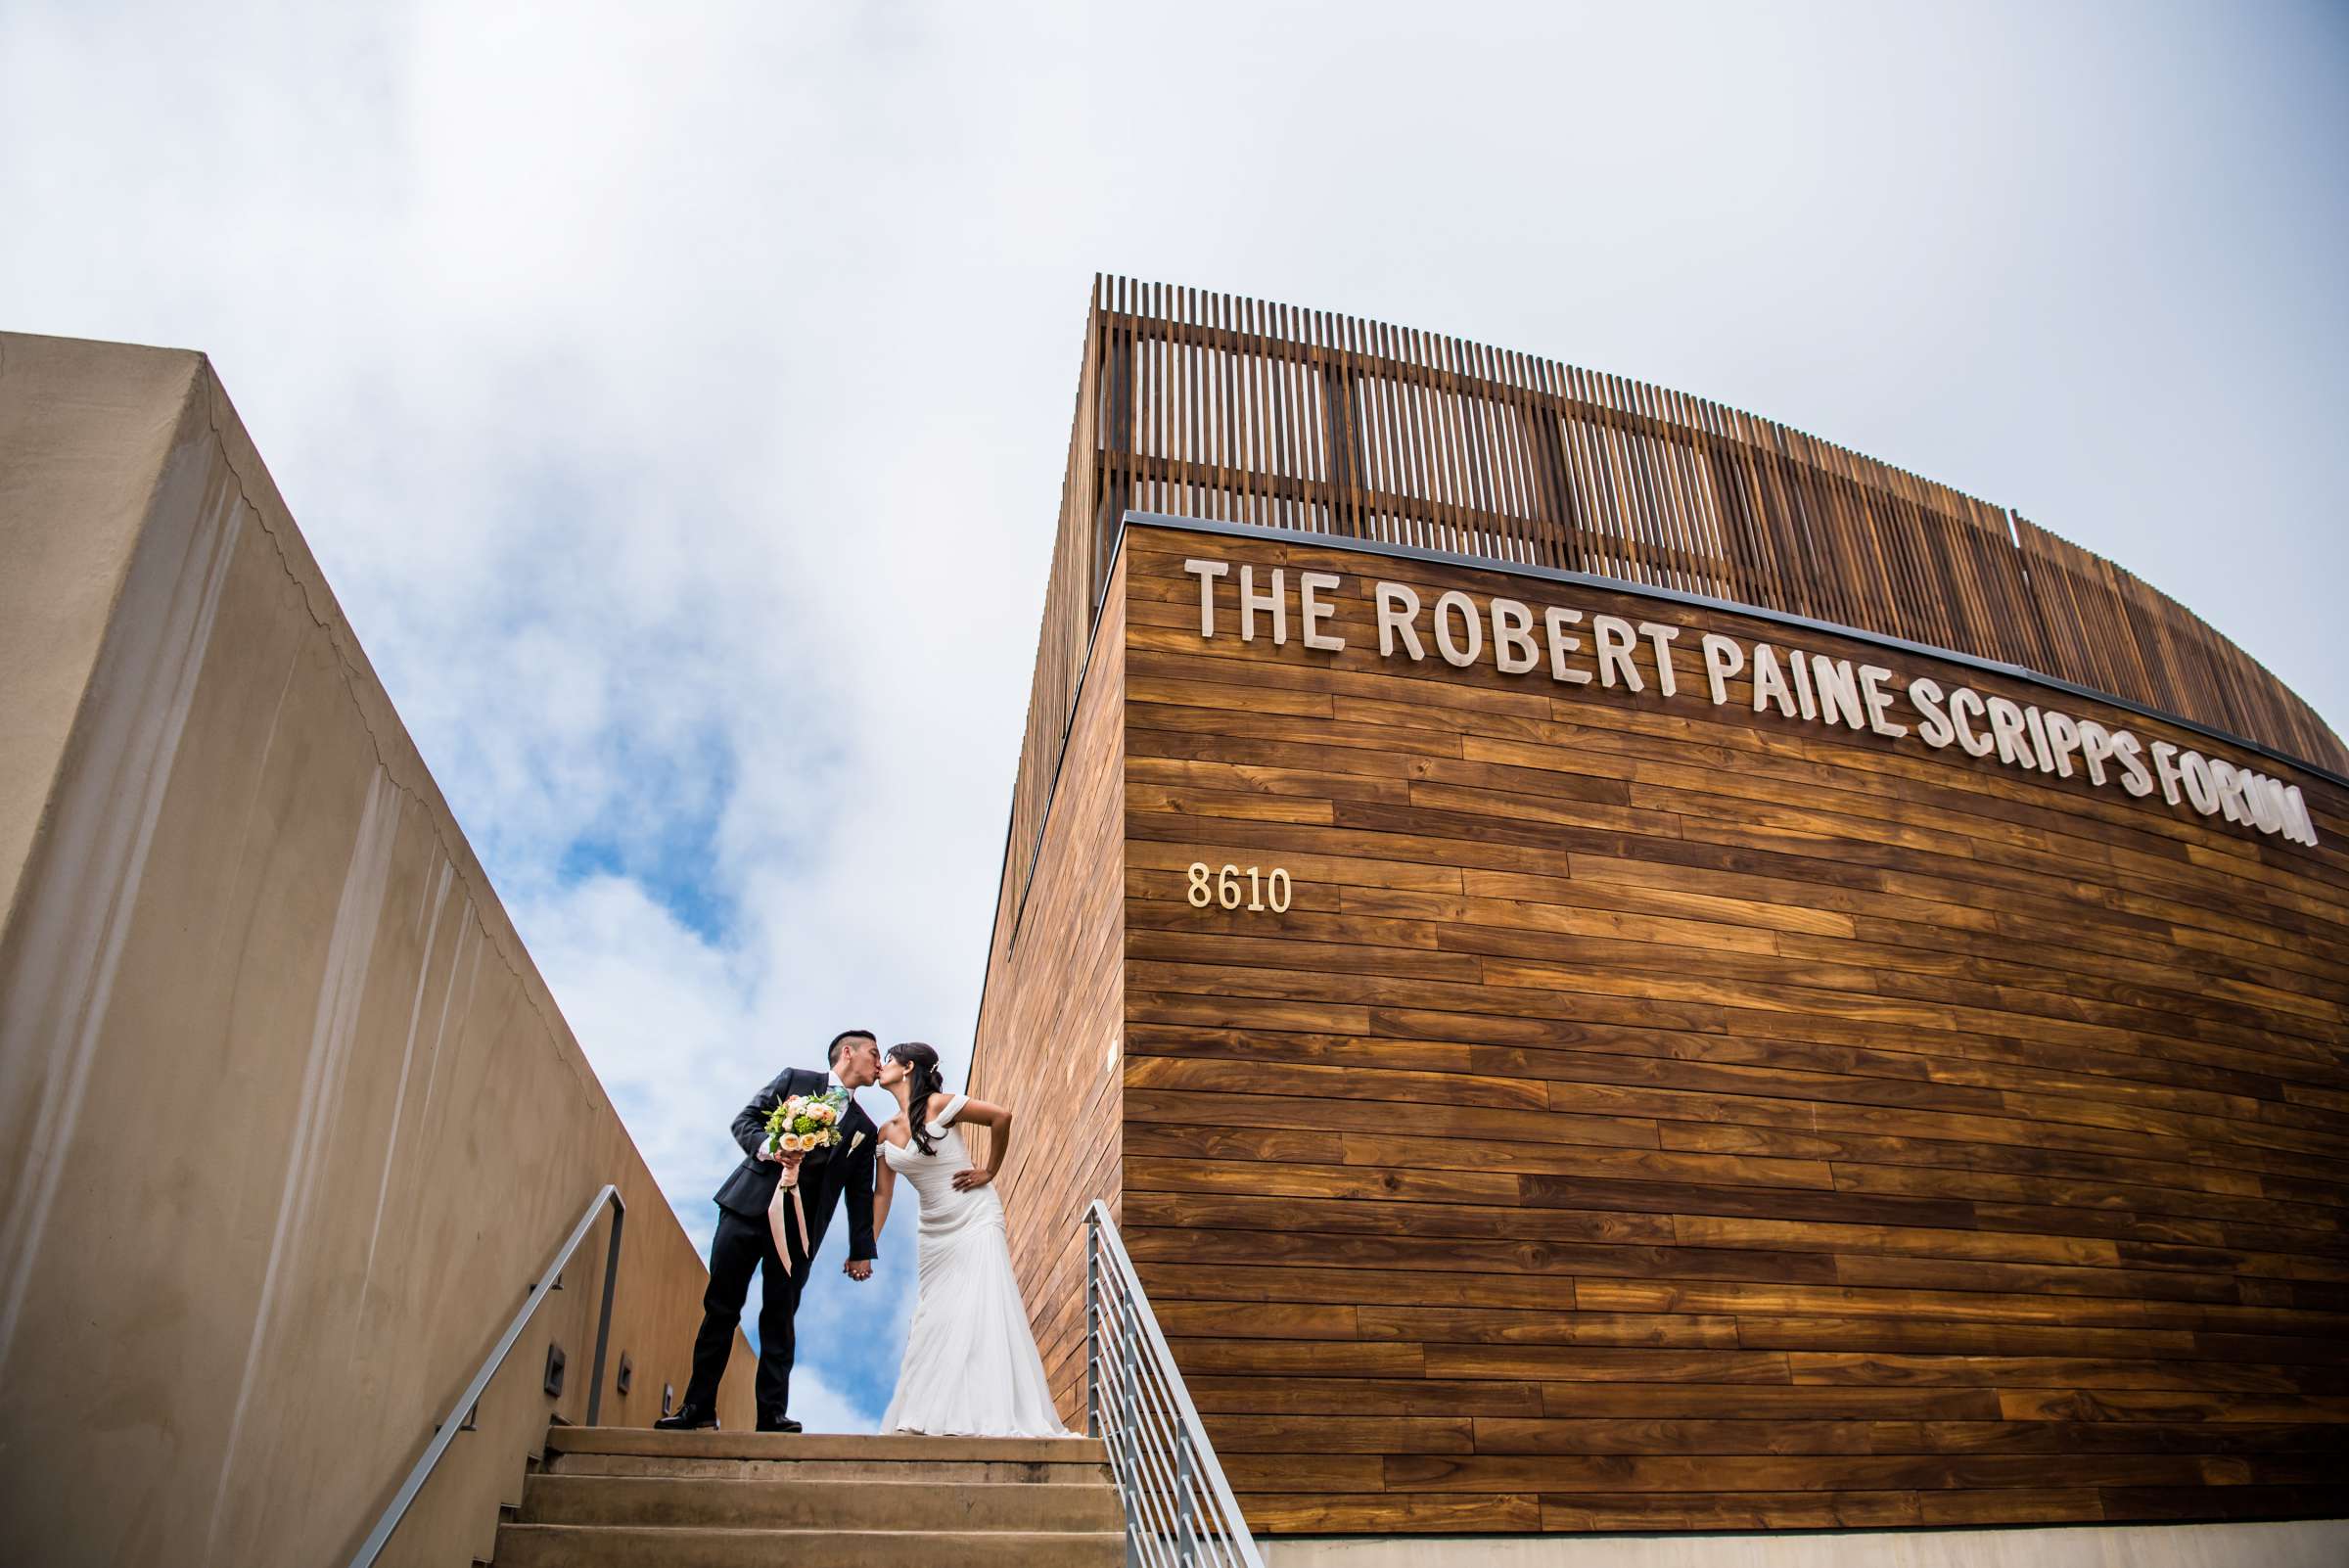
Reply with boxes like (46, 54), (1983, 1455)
(1082, 1200), (1264, 1568)
(1120, 1320), (1143, 1560)
(1175, 1427), (1198, 1563)
(1086, 1209), (1102, 1439)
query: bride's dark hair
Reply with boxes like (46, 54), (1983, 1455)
(889, 1041), (948, 1155)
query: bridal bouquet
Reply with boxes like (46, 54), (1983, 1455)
(765, 1087), (851, 1272)
(765, 1089), (848, 1166)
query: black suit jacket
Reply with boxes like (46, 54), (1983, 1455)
(711, 1067), (878, 1262)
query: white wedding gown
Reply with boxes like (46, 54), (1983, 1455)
(878, 1093), (1074, 1438)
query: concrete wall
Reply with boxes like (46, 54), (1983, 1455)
(1267, 1520), (2349, 1567)
(0, 333), (754, 1568)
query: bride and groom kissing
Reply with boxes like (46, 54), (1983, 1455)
(652, 1028), (1070, 1438)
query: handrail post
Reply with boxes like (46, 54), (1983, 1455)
(585, 1196), (624, 1427)
(345, 1184), (626, 1568)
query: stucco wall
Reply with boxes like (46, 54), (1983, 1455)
(0, 333), (753, 1568)
(1267, 1519), (2349, 1567)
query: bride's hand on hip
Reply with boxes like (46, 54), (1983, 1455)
(950, 1168), (994, 1191)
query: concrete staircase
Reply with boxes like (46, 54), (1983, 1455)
(491, 1425), (1126, 1566)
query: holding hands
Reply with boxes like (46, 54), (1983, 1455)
(762, 1145), (872, 1279)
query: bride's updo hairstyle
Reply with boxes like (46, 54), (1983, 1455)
(889, 1041), (947, 1155)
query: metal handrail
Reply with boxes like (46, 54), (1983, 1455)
(1085, 1200), (1265, 1568)
(344, 1183), (626, 1568)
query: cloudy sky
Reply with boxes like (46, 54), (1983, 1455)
(5, 2), (2343, 1430)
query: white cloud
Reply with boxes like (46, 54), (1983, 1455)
(777, 1365), (879, 1438)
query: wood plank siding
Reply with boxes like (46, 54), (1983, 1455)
(974, 282), (2348, 1536)
(1114, 525), (2348, 1534)
(992, 279), (2343, 973)
(968, 557), (1129, 1425)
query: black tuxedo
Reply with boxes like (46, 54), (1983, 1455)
(714, 1068), (880, 1250)
(683, 1067), (878, 1426)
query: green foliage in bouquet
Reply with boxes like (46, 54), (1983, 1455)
(764, 1087), (849, 1156)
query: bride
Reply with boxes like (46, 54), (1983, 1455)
(865, 1040), (1072, 1438)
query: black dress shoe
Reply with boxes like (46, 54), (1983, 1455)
(757, 1416), (803, 1434)
(653, 1406), (718, 1431)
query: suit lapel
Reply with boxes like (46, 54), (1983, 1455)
(814, 1101), (871, 1180)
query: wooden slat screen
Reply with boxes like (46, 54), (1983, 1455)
(988, 278), (2345, 970)
(2012, 518), (2345, 777)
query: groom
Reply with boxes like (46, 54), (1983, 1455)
(656, 1028), (882, 1433)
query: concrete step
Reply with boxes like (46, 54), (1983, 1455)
(544, 1427), (1106, 1466)
(492, 1524), (1126, 1568)
(499, 1427), (1129, 1568)
(542, 1451), (1105, 1484)
(519, 1474), (1123, 1531)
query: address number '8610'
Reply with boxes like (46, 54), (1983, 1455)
(1186, 861), (1292, 913)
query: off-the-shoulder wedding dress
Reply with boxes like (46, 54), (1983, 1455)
(878, 1093), (1074, 1438)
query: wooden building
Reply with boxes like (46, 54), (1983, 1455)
(969, 280), (2349, 1550)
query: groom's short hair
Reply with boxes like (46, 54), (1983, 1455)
(827, 1029), (876, 1067)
